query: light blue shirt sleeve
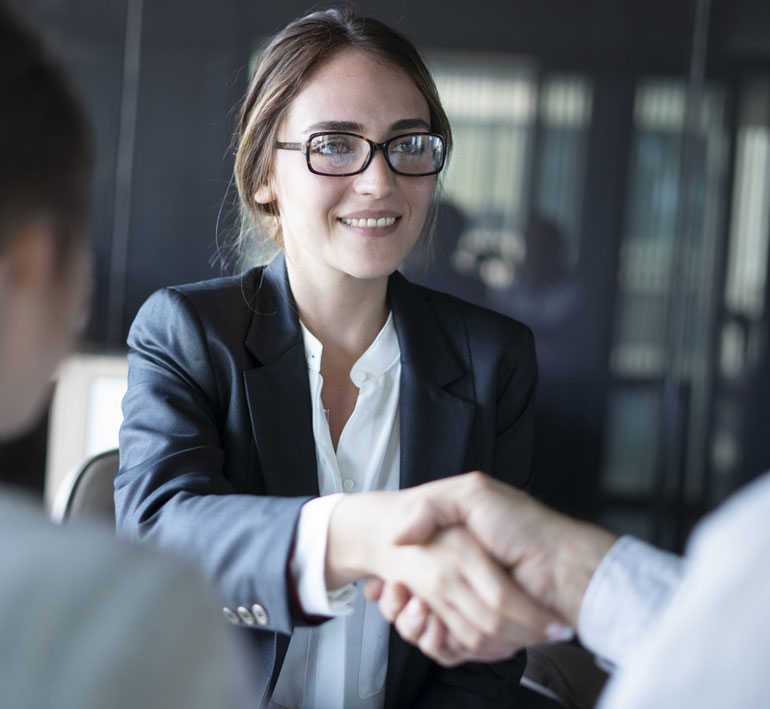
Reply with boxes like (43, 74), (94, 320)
(588, 471), (770, 709)
(578, 535), (685, 668)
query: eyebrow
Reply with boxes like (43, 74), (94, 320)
(304, 118), (431, 134)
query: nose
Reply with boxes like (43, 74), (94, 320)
(352, 148), (395, 199)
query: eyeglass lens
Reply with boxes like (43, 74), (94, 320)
(307, 133), (444, 175)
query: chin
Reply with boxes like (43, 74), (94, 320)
(344, 260), (402, 282)
(343, 247), (413, 281)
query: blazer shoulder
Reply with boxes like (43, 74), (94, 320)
(167, 268), (264, 312)
(407, 280), (534, 350)
(133, 268), (265, 336)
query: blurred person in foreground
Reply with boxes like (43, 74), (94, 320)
(365, 469), (770, 709)
(0, 5), (252, 707)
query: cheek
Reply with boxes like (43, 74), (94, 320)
(50, 252), (90, 350)
(409, 179), (437, 220)
(276, 173), (346, 225)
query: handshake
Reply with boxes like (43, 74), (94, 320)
(325, 472), (617, 667)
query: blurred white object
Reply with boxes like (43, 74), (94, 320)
(45, 354), (127, 512)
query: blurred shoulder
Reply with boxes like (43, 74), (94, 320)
(0, 488), (253, 708)
(0, 487), (210, 597)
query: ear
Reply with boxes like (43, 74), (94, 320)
(254, 183), (276, 205)
(2, 219), (56, 291)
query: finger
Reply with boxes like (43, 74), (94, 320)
(393, 536), (509, 651)
(444, 628), (496, 662)
(363, 576), (385, 601)
(444, 529), (560, 643)
(413, 572), (502, 654)
(378, 581), (411, 624)
(418, 614), (466, 667)
(394, 596), (429, 644)
(445, 632), (516, 664)
(412, 529), (560, 652)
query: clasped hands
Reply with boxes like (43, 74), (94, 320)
(325, 473), (617, 667)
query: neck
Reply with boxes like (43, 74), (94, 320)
(285, 258), (390, 359)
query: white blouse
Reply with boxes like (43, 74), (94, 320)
(271, 313), (401, 709)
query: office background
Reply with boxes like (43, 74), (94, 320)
(4, 0), (769, 552)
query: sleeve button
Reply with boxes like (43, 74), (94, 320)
(251, 603), (269, 626)
(222, 607), (240, 625)
(237, 606), (256, 625)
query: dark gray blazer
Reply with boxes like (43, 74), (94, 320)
(116, 254), (537, 707)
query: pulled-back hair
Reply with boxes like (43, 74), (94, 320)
(0, 5), (92, 269)
(232, 7), (451, 265)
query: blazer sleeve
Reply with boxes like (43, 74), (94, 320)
(116, 287), (309, 636)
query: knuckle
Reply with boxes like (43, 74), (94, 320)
(379, 599), (396, 623)
(396, 617), (418, 642)
(469, 470), (492, 491)
(426, 567), (452, 593)
(485, 614), (504, 637)
(487, 586), (507, 614)
(442, 654), (463, 668)
(464, 628), (485, 653)
(414, 496), (434, 519)
(418, 632), (438, 657)
(466, 471), (485, 485)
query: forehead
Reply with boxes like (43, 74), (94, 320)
(281, 49), (430, 136)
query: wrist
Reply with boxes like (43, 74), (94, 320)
(551, 519), (617, 626)
(325, 492), (382, 589)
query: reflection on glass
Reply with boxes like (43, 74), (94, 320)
(603, 79), (729, 501)
(602, 388), (660, 496)
(724, 81), (770, 320)
(711, 79), (770, 503)
(428, 55), (591, 291)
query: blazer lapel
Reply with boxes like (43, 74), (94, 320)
(385, 272), (477, 707)
(243, 265), (478, 704)
(390, 272), (477, 488)
(242, 254), (319, 498)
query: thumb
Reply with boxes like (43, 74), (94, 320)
(392, 514), (438, 545)
(392, 492), (460, 545)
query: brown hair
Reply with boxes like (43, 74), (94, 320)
(232, 6), (452, 264)
(0, 5), (92, 271)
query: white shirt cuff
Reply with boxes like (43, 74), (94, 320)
(290, 494), (357, 617)
(578, 535), (684, 668)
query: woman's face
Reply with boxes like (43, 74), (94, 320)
(259, 49), (436, 287)
(0, 223), (90, 439)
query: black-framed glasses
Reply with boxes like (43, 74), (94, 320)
(275, 131), (446, 177)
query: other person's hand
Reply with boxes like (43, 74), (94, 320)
(363, 473), (617, 664)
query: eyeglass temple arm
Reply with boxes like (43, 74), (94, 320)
(275, 141), (304, 151)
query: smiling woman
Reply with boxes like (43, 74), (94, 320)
(115, 7), (539, 708)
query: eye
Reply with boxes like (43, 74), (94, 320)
(390, 135), (427, 155)
(310, 136), (356, 156)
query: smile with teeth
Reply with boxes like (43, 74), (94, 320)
(340, 217), (397, 227)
